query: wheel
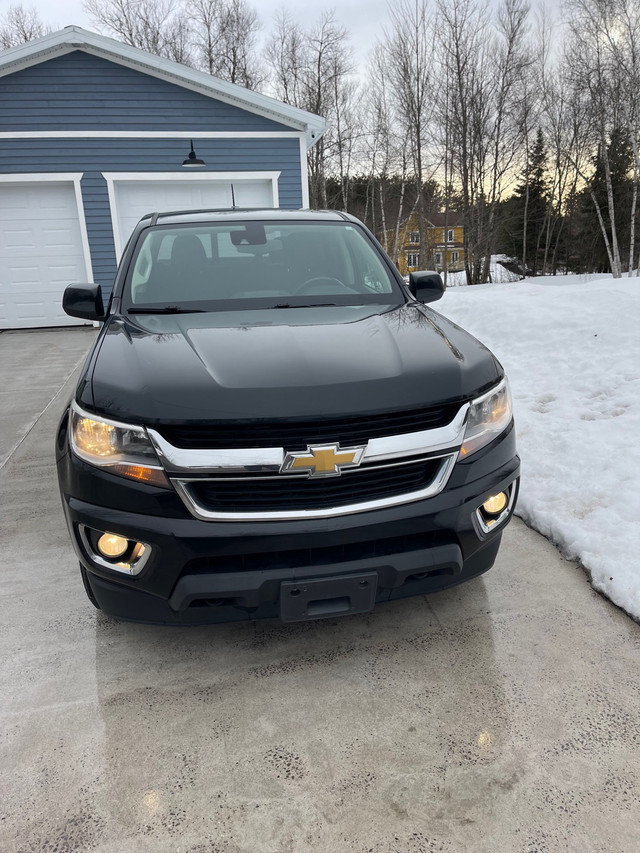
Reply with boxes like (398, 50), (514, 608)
(80, 563), (101, 609)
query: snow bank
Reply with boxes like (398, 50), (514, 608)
(436, 273), (640, 621)
(445, 255), (521, 286)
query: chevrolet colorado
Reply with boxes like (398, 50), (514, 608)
(56, 209), (519, 624)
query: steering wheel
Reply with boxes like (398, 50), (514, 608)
(294, 276), (347, 294)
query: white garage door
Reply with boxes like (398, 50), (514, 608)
(112, 177), (276, 258)
(0, 181), (89, 329)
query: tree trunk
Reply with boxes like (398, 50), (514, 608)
(629, 129), (639, 276)
(601, 137), (623, 277)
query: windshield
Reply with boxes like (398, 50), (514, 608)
(123, 220), (403, 311)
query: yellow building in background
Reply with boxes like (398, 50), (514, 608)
(392, 215), (465, 277)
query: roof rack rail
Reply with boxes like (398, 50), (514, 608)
(147, 207), (277, 221)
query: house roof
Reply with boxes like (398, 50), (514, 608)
(0, 26), (327, 148)
(427, 213), (464, 228)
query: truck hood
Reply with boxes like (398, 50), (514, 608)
(81, 304), (502, 424)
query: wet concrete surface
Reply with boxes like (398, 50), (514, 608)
(1, 329), (639, 853)
(0, 325), (97, 468)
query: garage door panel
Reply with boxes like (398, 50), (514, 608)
(113, 178), (275, 254)
(48, 262), (85, 284)
(1, 228), (37, 251)
(41, 227), (81, 251)
(13, 299), (47, 320)
(4, 264), (40, 285)
(0, 188), (29, 217)
(0, 181), (88, 329)
(2, 258), (86, 288)
(2, 225), (80, 255)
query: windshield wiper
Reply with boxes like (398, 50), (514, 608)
(127, 306), (205, 314)
(270, 302), (338, 309)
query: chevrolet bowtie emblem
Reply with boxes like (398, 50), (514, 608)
(281, 443), (367, 478)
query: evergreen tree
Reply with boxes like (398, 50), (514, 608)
(579, 128), (635, 273)
(499, 129), (550, 276)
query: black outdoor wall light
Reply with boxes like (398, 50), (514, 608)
(182, 140), (206, 167)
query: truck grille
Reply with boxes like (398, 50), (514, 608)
(155, 402), (460, 450)
(183, 457), (444, 513)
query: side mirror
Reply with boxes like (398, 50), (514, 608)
(409, 271), (445, 304)
(63, 284), (105, 321)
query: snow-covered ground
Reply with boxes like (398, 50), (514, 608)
(436, 273), (640, 622)
(445, 256), (521, 286)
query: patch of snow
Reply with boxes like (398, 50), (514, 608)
(445, 255), (521, 286)
(436, 273), (640, 622)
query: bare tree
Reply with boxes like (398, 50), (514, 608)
(84, 0), (263, 85)
(482, 0), (531, 281)
(382, 0), (434, 259)
(331, 62), (361, 211)
(436, 0), (487, 283)
(264, 9), (355, 208)
(303, 12), (355, 207)
(599, 0), (640, 275)
(437, 0), (532, 284)
(190, 0), (263, 87)
(0, 3), (53, 48)
(565, 0), (626, 277)
(361, 43), (408, 256)
(264, 9), (307, 105)
(536, 4), (587, 274)
(85, 0), (192, 62)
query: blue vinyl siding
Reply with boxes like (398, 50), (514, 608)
(0, 137), (303, 290)
(0, 51), (292, 132)
(0, 48), (312, 307)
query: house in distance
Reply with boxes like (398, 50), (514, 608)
(392, 214), (465, 277)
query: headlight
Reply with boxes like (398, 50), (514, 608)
(70, 402), (170, 488)
(459, 378), (513, 458)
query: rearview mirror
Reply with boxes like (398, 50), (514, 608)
(230, 223), (267, 245)
(409, 271), (445, 304)
(62, 284), (105, 321)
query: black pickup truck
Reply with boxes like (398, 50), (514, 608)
(56, 209), (519, 624)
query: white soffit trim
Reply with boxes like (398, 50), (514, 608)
(0, 27), (327, 148)
(102, 171), (281, 259)
(0, 172), (94, 282)
(0, 131), (304, 140)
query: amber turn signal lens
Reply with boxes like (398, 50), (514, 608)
(109, 462), (170, 488)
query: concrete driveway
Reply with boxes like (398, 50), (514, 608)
(1, 328), (639, 853)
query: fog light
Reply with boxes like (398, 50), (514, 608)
(129, 542), (146, 562)
(482, 492), (508, 515)
(97, 532), (128, 558)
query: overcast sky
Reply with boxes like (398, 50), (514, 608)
(18, 0), (392, 72)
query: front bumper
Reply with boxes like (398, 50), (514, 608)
(57, 422), (519, 625)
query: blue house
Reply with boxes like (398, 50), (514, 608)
(0, 27), (326, 329)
